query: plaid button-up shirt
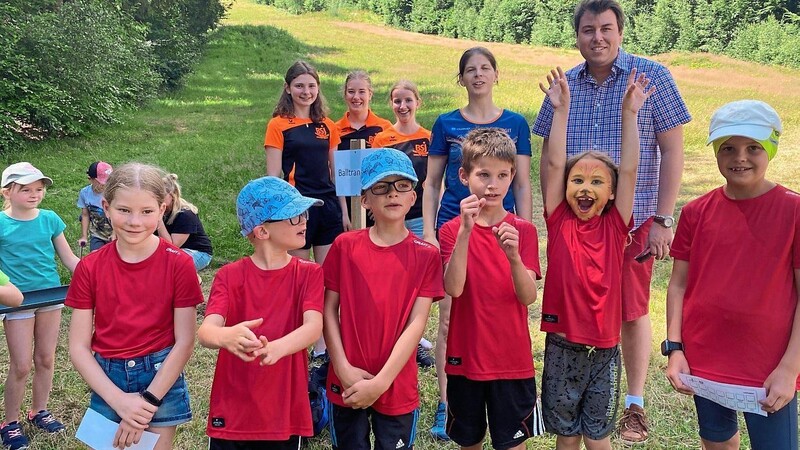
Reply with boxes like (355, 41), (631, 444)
(533, 48), (691, 229)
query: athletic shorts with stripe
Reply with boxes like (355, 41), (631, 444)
(541, 333), (621, 440)
(446, 375), (544, 449)
(328, 403), (418, 450)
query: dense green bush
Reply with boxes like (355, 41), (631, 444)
(0, 1), (158, 148)
(726, 17), (800, 68)
(408, 0), (452, 35)
(0, 0), (229, 150)
(529, 0), (574, 47)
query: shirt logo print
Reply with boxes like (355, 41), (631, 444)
(315, 126), (329, 140)
(413, 143), (428, 157)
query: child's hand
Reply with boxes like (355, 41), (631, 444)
(221, 318), (264, 362)
(538, 67), (570, 110)
(342, 378), (386, 409)
(253, 336), (288, 366)
(110, 391), (156, 448)
(622, 68), (656, 114)
(111, 392), (157, 430)
(665, 351), (694, 395)
(114, 421), (144, 449)
(492, 222), (520, 261)
(459, 194), (485, 231)
(77, 237), (88, 248)
(760, 364), (797, 413)
(336, 364), (375, 390)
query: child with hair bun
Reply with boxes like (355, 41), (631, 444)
(67, 163), (203, 450)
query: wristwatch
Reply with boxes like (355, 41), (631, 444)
(139, 388), (163, 407)
(653, 215), (675, 228)
(660, 339), (684, 356)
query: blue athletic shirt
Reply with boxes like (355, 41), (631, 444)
(429, 109), (531, 228)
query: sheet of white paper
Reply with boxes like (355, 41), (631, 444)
(679, 373), (768, 417)
(75, 408), (160, 450)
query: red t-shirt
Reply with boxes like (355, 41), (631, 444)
(541, 202), (631, 348)
(323, 229), (444, 415)
(671, 185), (800, 389)
(439, 213), (541, 380)
(65, 239), (203, 358)
(205, 257), (324, 440)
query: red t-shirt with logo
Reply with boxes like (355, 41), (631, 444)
(439, 213), (541, 380)
(671, 185), (800, 389)
(541, 201), (631, 348)
(205, 257), (324, 440)
(65, 239), (203, 358)
(323, 230), (444, 415)
(265, 116), (341, 197)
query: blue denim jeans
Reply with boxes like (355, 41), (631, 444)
(90, 346), (192, 427)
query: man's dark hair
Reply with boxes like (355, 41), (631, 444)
(573, 0), (625, 33)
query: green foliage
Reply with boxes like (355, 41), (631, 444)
(726, 16), (800, 68)
(529, 0), (574, 47)
(0, 0), (159, 149)
(123, 0), (230, 89)
(1, 0), (229, 150)
(442, 0), (481, 38)
(408, 0), (452, 35)
(264, 0), (800, 70)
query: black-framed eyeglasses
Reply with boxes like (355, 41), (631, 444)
(264, 210), (309, 226)
(369, 179), (415, 195)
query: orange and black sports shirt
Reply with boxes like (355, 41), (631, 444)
(372, 126), (430, 220)
(335, 110), (392, 150)
(265, 116), (341, 197)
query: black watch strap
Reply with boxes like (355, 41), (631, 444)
(140, 389), (163, 407)
(661, 339), (684, 356)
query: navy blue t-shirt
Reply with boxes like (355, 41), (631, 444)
(429, 109), (531, 228)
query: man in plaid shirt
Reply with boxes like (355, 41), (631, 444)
(532, 0), (691, 444)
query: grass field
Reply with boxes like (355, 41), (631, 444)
(1, 0), (799, 448)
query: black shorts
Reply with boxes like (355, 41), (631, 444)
(446, 375), (544, 450)
(304, 193), (342, 249)
(208, 436), (301, 450)
(541, 333), (621, 440)
(328, 404), (418, 450)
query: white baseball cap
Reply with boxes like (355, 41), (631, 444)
(2, 162), (53, 188)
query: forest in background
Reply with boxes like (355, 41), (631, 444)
(261, 0), (800, 69)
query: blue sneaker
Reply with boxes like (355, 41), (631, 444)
(0, 421), (29, 450)
(430, 401), (449, 441)
(27, 410), (65, 434)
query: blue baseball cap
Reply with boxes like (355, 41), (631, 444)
(236, 176), (323, 236)
(360, 148), (418, 191)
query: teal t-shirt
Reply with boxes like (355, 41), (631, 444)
(0, 210), (66, 292)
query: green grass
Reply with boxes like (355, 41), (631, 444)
(1, 0), (799, 448)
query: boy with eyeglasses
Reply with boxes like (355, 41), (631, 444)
(322, 148), (444, 449)
(198, 176), (325, 450)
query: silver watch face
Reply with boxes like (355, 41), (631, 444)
(656, 215), (674, 227)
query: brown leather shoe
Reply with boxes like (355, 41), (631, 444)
(618, 404), (649, 444)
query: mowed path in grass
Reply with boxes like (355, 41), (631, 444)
(1, 0), (799, 448)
